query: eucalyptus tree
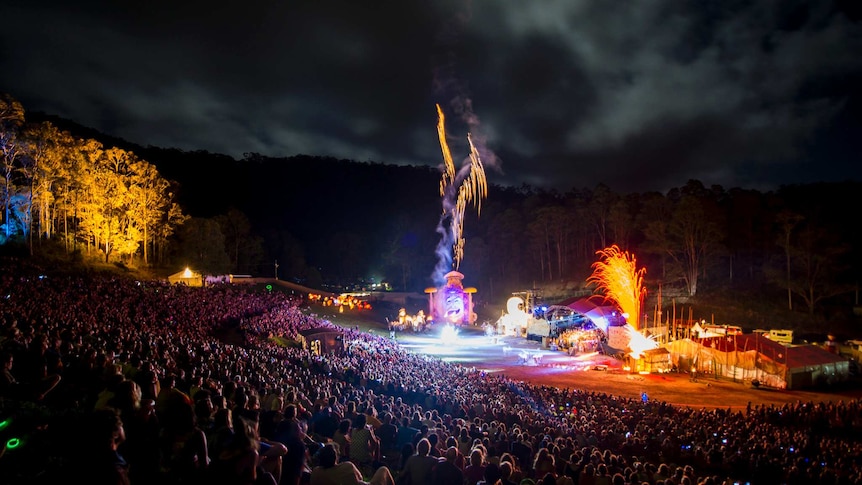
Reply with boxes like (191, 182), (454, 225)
(607, 195), (636, 250)
(781, 220), (852, 315)
(0, 94), (25, 239)
(584, 183), (617, 250)
(19, 121), (71, 252)
(214, 208), (266, 274)
(527, 205), (573, 281)
(637, 191), (674, 281)
(128, 158), (176, 265)
(487, 206), (527, 289)
(775, 210), (805, 310)
(666, 195), (724, 297)
(176, 217), (231, 274)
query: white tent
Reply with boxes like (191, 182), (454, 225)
(167, 267), (203, 287)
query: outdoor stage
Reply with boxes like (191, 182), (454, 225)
(315, 305), (862, 410)
(385, 324), (862, 410)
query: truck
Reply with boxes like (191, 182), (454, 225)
(839, 340), (862, 362)
(752, 329), (794, 344)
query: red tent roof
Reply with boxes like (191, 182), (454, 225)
(696, 334), (846, 368)
(561, 297), (628, 328)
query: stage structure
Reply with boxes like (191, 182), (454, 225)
(424, 270), (477, 325)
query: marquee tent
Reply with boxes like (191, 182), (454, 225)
(665, 333), (849, 390)
(560, 297), (626, 334)
(167, 268), (203, 287)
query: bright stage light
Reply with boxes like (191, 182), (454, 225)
(440, 324), (459, 344)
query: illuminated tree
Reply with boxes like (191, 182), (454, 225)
(51, 140), (76, 251)
(128, 158), (174, 265)
(20, 121), (70, 252)
(40, 128), (75, 242)
(151, 201), (188, 265)
(98, 147), (135, 262)
(72, 146), (139, 262)
(588, 244), (647, 329)
(66, 138), (105, 253)
(0, 96), (184, 264)
(0, 93), (25, 240)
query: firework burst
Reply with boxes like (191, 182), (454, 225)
(587, 245), (647, 330)
(434, 104), (487, 278)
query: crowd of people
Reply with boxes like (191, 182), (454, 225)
(1, 257), (862, 485)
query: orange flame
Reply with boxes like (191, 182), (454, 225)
(626, 324), (658, 359)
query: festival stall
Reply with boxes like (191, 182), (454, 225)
(298, 327), (344, 355)
(638, 347), (672, 373)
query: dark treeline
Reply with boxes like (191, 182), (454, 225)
(138, 148), (862, 328)
(21, 110), (862, 336)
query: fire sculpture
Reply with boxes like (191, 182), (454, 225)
(425, 270), (477, 326)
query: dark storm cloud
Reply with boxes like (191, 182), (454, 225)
(2, 0), (860, 193)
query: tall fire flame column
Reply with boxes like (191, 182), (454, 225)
(424, 271), (477, 326)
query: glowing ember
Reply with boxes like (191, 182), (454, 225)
(587, 245), (647, 330)
(435, 104), (488, 273)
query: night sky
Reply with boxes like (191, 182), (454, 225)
(2, 0), (861, 193)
